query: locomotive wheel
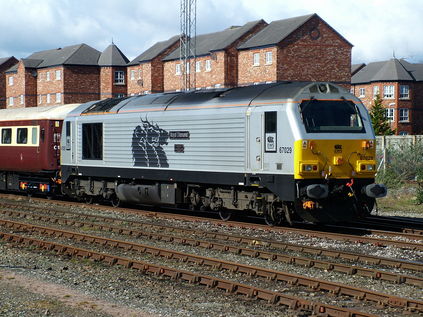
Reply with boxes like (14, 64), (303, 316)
(264, 205), (284, 226)
(218, 209), (232, 221)
(111, 196), (121, 208)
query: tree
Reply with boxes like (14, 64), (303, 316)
(369, 94), (395, 135)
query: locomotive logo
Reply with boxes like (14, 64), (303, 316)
(132, 117), (169, 168)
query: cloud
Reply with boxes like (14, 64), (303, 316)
(0, 0), (422, 64)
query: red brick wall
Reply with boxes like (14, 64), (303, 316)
(100, 66), (127, 99)
(5, 61), (37, 108)
(0, 57), (18, 108)
(63, 66), (100, 104)
(238, 16), (351, 87)
(127, 65), (142, 95)
(37, 66), (64, 106)
(352, 81), (423, 135)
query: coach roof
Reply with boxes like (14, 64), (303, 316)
(0, 104), (81, 122)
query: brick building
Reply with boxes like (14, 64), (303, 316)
(0, 57), (18, 108)
(162, 20), (267, 92)
(5, 43), (101, 108)
(99, 43), (129, 99)
(351, 59), (423, 135)
(237, 14), (352, 87)
(127, 35), (179, 95)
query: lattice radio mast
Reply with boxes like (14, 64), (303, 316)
(180, 0), (197, 91)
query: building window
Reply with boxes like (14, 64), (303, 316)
(46, 94), (51, 104)
(55, 70), (61, 80)
(373, 85), (379, 96)
(8, 76), (13, 86)
(383, 85), (394, 99)
(39, 94), (42, 104)
(359, 88), (365, 97)
(205, 60), (211, 72)
(56, 93), (62, 103)
(265, 51), (272, 65)
(385, 108), (394, 121)
(20, 95), (24, 105)
(8, 97), (14, 106)
(253, 53), (260, 66)
(195, 61), (201, 72)
(399, 131), (408, 135)
(176, 64), (181, 75)
(399, 108), (409, 122)
(399, 85), (409, 99)
(130, 70), (136, 80)
(114, 71), (125, 84)
(82, 123), (103, 160)
(46, 71), (50, 81)
(350, 87), (354, 94)
(186, 62), (190, 74)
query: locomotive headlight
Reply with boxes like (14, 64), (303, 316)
(356, 160), (376, 173)
(300, 161), (319, 174)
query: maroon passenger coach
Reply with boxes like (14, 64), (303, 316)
(0, 104), (80, 194)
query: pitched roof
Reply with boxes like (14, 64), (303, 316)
(238, 14), (313, 49)
(98, 43), (129, 66)
(351, 63), (366, 76)
(0, 56), (16, 67)
(238, 13), (352, 50)
(351, 59), (423, 84)
(163, 20), (265, 61)
(128, 35), (180, 66)
(26, 43), (101, 68)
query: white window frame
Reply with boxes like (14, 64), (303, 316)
(46, 71), (50, 81)
(359, 88), (365, 97)
(373, 85), (379, 96)
(176, 64), (181, 76)
(130, 70), (136, 80)
(205, 60), (211, 72)
(56, 92), (61, 103)
(114, 71), (125, 84)
(46, 93), (51, 104)
(383, 85), (395, 99)
(8, 97), (14, 106)
(20, 95), (24, 105)
(385, 108), (394, 122)
(195, 61), (201, 73)
(39, 94), (42, 104)
(265, 51), (272, 65)
(399, 85), (409, 99)
(186, 62), (190, 74)
(8, 76), (13, 86)
(253, 53), (260, 66)
(55, 70), (61, 80)
(399, 108), (409, 122)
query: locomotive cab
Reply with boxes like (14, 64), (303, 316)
(291, 83), (386, 223)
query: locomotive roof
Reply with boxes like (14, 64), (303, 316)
(70, 82), (349, 117)
(0, 104), (81, 122)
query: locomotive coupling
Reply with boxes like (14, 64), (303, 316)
(306, 184), (329, 199)
(363, 184), (387, 198)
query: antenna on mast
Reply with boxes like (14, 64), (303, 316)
(180, 0), (197, 91)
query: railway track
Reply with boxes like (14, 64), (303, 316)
(0, 218), (422, 316)
(0, 205), (422, 287)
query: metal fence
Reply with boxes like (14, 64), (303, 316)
(376, 135), (423, 171)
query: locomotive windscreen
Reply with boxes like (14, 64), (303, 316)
(300, 99), (365, 133)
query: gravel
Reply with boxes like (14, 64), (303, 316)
(0, 195), (422, 316)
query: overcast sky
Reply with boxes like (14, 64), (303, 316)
(1, 0), (422, 64)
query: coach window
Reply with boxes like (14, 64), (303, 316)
(265, 111), (277, 152)
(31, 127), (38, 145)
(17, 128), (28, 144)
(82, 123), (103, 160)
(1, 128), (12, 144)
